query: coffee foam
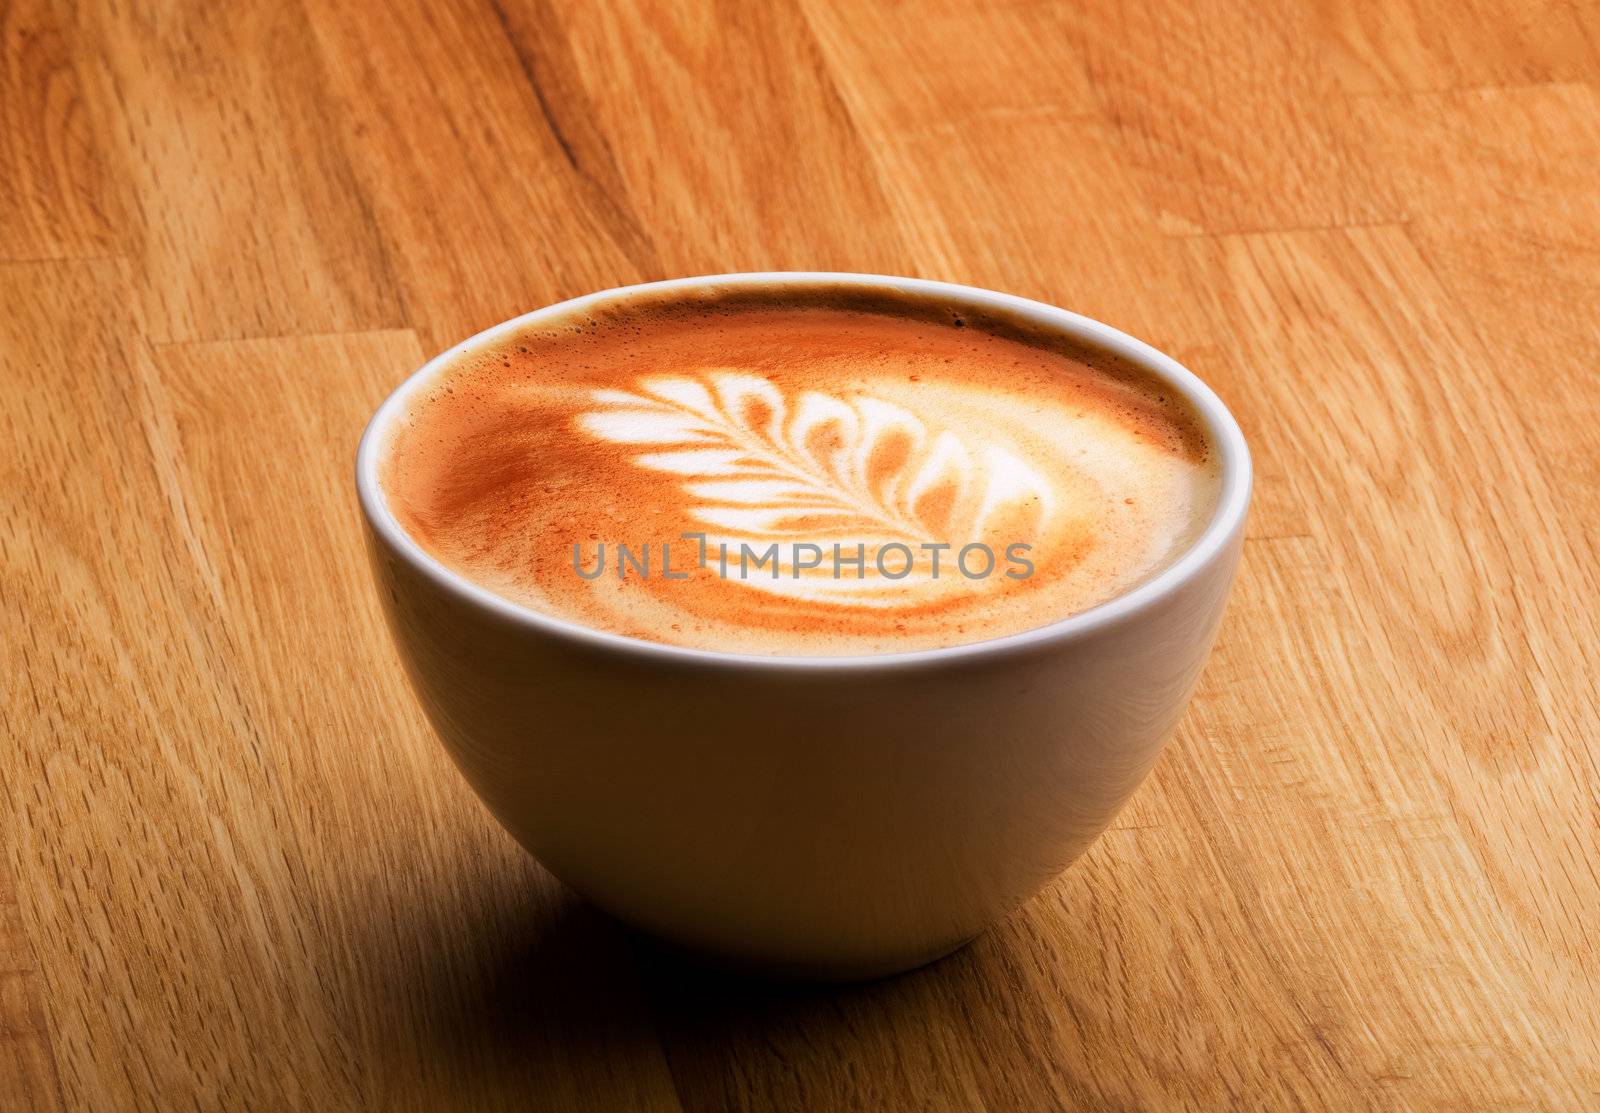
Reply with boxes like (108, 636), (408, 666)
(379, 285), (1220, 655)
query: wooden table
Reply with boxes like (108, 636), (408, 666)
(5, 1), (1598, 1109)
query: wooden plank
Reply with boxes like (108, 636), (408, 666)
(0, 262), (680, 1110)
(299, 0), (655, 353)
(2, 257), (353, 1108)
(801, 0), (1099, 135)
(1062, 0), (1403, 234)
(1315, 0), (1600, 92)
(1354, 84), (1600, 526)
(1165, 225), (1599, 1106)
(796, 0), (1098, 261)
(0, 874), (65, 1113)
(510, 0), (910, 279)
(2, 257), (284, 1106)
(66, 0), (404, 342)
(801, 0), (1202, 349)
(0, 0), (129, 259)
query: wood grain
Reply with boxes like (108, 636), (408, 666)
(0, 0), (127, 259)
(4, 1), (1597, 1109)
(1315, 0), (1600, 92)
(1061, 0), (1405, 235)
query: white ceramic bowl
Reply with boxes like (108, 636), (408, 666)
(357, 273), (1251, 980)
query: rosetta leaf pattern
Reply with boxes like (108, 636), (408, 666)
(576, 372), (1052, 605)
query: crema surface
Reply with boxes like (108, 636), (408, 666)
(379, 285), (1220, 655)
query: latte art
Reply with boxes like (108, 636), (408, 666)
(379, 284), (1220, 655)
(575, 372), (1054, 607)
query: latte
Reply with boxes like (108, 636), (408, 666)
(378, 283), (1220, 655)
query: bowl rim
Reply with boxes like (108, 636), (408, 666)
(356, 271), (1252, 672)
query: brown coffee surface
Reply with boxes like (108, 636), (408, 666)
(379, 283), (1220, 655)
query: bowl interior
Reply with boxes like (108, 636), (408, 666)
(355, 272), (1252, 670)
